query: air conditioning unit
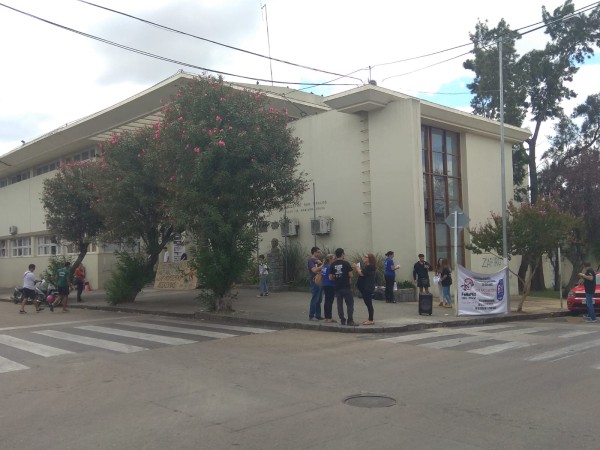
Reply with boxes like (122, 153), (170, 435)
(280, 220), (298, 237)
(311, 217), (331, 235)
(9, 226), (18, 235)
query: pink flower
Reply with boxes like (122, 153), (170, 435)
(218, 140), (225, 147)
(216, 115), (222, 122)
(169, 175), (175, 182)
(194, 147), (200, 153)
(178, 116), (183, 122)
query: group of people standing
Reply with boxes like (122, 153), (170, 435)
(306, 249), (454, 325)
(308, 247), (377, 326)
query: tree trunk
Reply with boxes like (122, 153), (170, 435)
(517, 255), (529, 293)
(72, 242), (89, 271)
(531, 255), (545, 291)
(517, 261), (539, 312)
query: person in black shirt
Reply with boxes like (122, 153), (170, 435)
(355, 253), (377, 325)
(329, 248), (357, 326)
(413, 253), (432, 294)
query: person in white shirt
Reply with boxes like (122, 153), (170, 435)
(20, 263), (42, 314)
(163, 247), (170, 263)
(257, 255), (269, 297)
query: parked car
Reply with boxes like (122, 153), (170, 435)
(567, 271), (600, 312)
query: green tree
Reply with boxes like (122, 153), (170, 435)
(468, 199), (580, 312)
(96, 128), (180, 302)
(158, 75), (308, 311)
(41, 161), (104, 270)
(464, 1), (600, 291)
(539, 93), (600, 291)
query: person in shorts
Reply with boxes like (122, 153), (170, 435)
(20, 263), (42, 314)
(413, 253), (432, 294)
(56, 261), (72, 312)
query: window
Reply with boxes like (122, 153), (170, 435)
(37, 235), (60, 256)
(9, 170), (30, 185)
(0, 240), (7, 257)
(12, 237), (31, 257)
(35, 161), (60, 176)
(65, 148), (97, 163)
(422, 126), (464, 267)
(64, 242), (97, 254)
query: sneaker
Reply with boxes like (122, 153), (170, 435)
(340, 319), (347, 325)
(257, 294), (263, 297)
(346, 321), (358, 326)
(264, 293), (269, 296)
(586, 318), (597, 323)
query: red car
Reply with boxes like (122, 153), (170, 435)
(567, 271), (600, 312)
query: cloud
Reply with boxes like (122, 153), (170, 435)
(88, 0), (262, 85)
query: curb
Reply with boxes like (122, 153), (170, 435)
(1, 297), (573, 334)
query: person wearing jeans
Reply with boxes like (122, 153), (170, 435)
(307, 247), (323, 320)
(257, 255), (269, 297)
(578, 262), (597, 323)
(321, 254), (336, 323)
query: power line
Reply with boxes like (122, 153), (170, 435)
(0, 2), (360, 88)
(377, 1), (600, 81)
(75, 0), (364, 84)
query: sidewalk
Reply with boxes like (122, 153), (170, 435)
(0, 286), (572, 333)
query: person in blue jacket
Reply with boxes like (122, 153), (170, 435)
(384, 251), (400, 303)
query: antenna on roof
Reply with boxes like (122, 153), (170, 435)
(260, 2), (274, 86)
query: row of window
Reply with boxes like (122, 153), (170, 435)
(0, 237), (98, 258)
(0, 149), (97, 189)
(422, 125), (465, 268)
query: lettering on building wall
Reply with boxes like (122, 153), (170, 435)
(154, 261), (198, 290)
(481, 256), (503, 269)
(288, 200), (328, 214)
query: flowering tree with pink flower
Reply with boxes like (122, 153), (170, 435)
(94, 127), (183, 302)
(156, 75), (307, 311)
(468, 198), (580, 311)
(41, 160), (104, 270)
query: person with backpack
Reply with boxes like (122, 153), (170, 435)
(439, 258), (453, 308)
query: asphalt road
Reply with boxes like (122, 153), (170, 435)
(0, 303), (597, 450)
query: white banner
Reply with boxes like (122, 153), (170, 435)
(457, 265), (508, 316)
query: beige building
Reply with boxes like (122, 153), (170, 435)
(0, 72), (530, 291)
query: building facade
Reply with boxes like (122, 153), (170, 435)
(0, 73), (530, 291)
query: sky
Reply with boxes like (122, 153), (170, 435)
(1, 0), (599, 158)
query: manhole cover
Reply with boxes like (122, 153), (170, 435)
(344, 394), (396, 408)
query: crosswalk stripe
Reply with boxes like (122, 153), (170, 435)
(379, 331), (440, 343)
(0, 355), (29, 373)
(493, 327), (549, 336)
(526, 338), (600, 362)
(0, 335), (73, 357)
(557, 330), (597, 338)
(116, 322), (236, 339)
(183, 322), (275, 334)
(420, 335), (494, 349)
(468, 341), (533, 355)
(459, 324), (517, 332)
(33, 330), (147, 353)
(76, 326), (197, 345)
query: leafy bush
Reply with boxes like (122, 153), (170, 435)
(282, 241), (310, 288)
(105, 251), (154, 304)
(397, 280), (416, 289)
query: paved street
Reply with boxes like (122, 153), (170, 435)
(1, 299), (598, 450)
